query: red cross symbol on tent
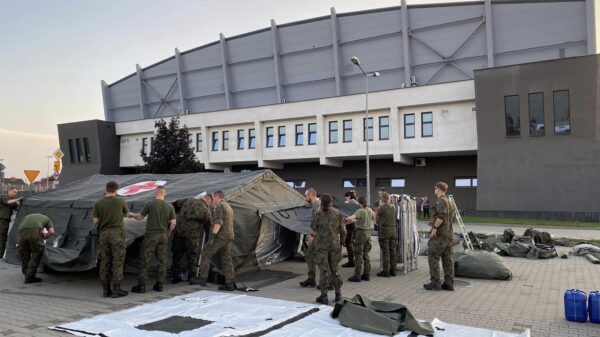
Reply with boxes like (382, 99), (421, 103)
(117, 181), (166, 196)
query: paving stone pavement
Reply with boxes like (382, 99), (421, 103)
(1, 234), (600, 337)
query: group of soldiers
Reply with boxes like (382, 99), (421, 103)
(299, 181), (455, 304)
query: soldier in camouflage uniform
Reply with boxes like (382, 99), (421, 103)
(312, 194), (346, 305)
(344, 196), (374, 282)
(131, 186), (176, 293)
(171, 195), (212, 285)
(342, 191), (358, 268)
(376, 192), (397, 277)
(424, 182), (455, 291)
(92, 181), (133, 298)
(17, 213), (54, 283)
(0, 186), (21, 259)
(198, 190), (236, 291)
(300, 188), (322, 288)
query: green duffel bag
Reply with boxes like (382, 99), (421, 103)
(454, 251), (512, 280)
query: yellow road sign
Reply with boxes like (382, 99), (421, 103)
(24, 170), (40, 184)
(53, 148), (64, 160)
(54, 160), (61, 172)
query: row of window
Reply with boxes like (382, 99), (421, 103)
(140, 113), (435, 154)
(67, 138), (91, 164)
(504, 90), (570, 137)
(285, 177), (477, 189)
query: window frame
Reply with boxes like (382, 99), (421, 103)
(528, 92), (545, 137)
(248, 128), (256, 149)
(375, 177), (406, 188)
(404, 114), (415, 139)
(266, 127), (274, 148)
(421, 112), (433, 137)
(295, 124), (304, 146)
(237, 129), (245, 150)
(504, 95), (521, 138)
(211, 131), (219, 151)
(196, 133), (203, 152)
(68, 139), (75, 163)
(343, 119), (352, 143)
(454, 177), (477, 188)
(75, 138), (83, 162)
(308, 123), (317, 145)
(285, 179), (307, 189)
(553, 90), (571, 136)
(329, 121), (338, 144)
(363, 117), (374, 141)
(278, 126), (286, 147)
(83, 137), (91, 162)
(222, 130), (229, 151)
(342, 178), (367, 188)
(379, 116), (390, 140)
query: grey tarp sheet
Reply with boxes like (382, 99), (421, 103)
(264, 201), (360, 235)
(454, 251), (512, 280)
(6, 170), (305, 272)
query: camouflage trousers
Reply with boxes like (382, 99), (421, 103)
(314, 247), (342, 296)
(344, 223), (355, 263)
(353, 229), (372, 277)
(17, 229), (44, 278)
(306, 239), (317, 280)
(0, 218), (10, 258)
(199, 238), (235, 284)
(379, 235), (398, 273)
(171, 233), (200, 279)
(427, 237), (454, 286)
(139, 233), (168, 284)
(99, 229), (126, 285)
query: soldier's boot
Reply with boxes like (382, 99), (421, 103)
(24, 276), (42, 284)
(360, 274), (370, 281)
(188, 277), (202, 285)
(153, 282), (163, 292)
(315, 294), (329, 305)
(423, 282), (441, 291)
(334, 293), (342, 303)
(172, 275), (183, 284)
(102, 284), (112, 298)
(441, 277), (454, 291)
(389, 269), (397, 277)
(347, 275), (361, 282)
(131, 282), (146, 293)
(299, 278), (316, 287)
(195, 278), (207, 287)
(218, 283), (235, 291)
(376, 271), (390, 278)
(111, 284), (129, 298)
(341, 261), (355, 268)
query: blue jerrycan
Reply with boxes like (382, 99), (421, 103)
(589, 291), (600, 323)
(564, 289), (587, 323)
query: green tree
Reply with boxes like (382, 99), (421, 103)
(141, 117), (202, 173)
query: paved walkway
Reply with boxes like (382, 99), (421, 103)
(1, 232), (600, 337)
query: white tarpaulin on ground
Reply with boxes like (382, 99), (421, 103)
(50, 291), (529, 337)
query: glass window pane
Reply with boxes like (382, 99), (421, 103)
(196, 133), (203, 152)
(528, 93), (545, 136)
(212, 132), (219, 151)
(553, 90), (571, 135)
(343, 179), (356, 188)
(286, 182), (295, 188)
(391, 179), (405, 188)
(505, 95), (520, 137)
(278, 126), (286, 147)
(222, 131), (229, 150)
(472, 178), (478, 187)
(422, 112), (432, 123)
(83, 138), (91, 162)
(363, 117), (373, 141)
(422, 123), (433, 137)
(296, 181), (306, 188)
(249, 129), (256, 149)
(68, 139), (75, 163)
(308, 123), (317, 145)
(405, 125), (415, 138)
(380, 127), (389, 140)
(343, 130), (351, 142)
(295, 124), (303, 145)
(404, 114), (415, 124)
(455, 178), (471, 187)
(75, 138), (83, 162)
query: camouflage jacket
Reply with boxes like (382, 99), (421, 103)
(377, 204), (397, 238)
(432, 195), (453, 240)
(311, 207), (346, 251)
(211, 200), (234, 241)
(174, 198), (211, 237)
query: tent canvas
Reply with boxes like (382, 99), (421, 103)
(5, 170), (306, 273)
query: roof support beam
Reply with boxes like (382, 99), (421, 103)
(174, 48), (188, 114)
(330, 8), (342, 96)
(401, 0), (412, 87)
(270, 20), (284, 103)
(484, 0), (495, 67)
(136, 64), (147, 119)
(101, 80), (112, 121)
(219, 33), (232, 110)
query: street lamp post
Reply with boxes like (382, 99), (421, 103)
(45, 155), (52, 191)
(351, 56), (380, 206)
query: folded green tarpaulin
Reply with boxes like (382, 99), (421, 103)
(331, 294), (434, 336)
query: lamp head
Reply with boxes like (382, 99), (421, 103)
(373, 72), (380, 77)
(350, 56), (360, 65)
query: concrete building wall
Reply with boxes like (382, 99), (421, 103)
(474, 54), (600, 218)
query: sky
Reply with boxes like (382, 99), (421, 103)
(0, 0), (475, 183)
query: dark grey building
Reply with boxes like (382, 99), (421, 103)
(474, 54), (600, 220)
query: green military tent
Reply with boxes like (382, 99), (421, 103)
(5, 170), (306, 273)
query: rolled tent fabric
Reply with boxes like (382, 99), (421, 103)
(454, 251), (512, 280)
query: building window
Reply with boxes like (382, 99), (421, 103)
(363, 117), (373, 141)
(237, 129), (245, 149)
(376, 178), (405, 188)
(404, 114), (415, 138)
(421, 112), (433, 137)
(212, 132), (219, 151)
(141, 137), (148, 156)
(222, 131), (229, 151)
(248, 128), (256, 149)
(343, 120), (352, 143)
(75, 138), (83, 162)
(342, 178), (367, 188)
(266, 127), (274, 148)
(295, 124), (304, 146)
(308, 123), (317, 145)
(328, 121), (338, 144)
(83, 138), (91, 162)
(379, 116), (389, 140)
(504, 95), (520, 137)
(196, 133), (203, 152)
(68, 139), (75, 163)
(528, 93), (545, 136)
(553, 90), (571, 135)
(278, 126), (286, 147)
(455, 177), (477, 188)
(286, 179), (306, 189)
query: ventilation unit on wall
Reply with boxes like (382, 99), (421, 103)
(415, 158), (426, 167)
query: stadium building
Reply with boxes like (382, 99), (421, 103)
(58, 0), (600, 220)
